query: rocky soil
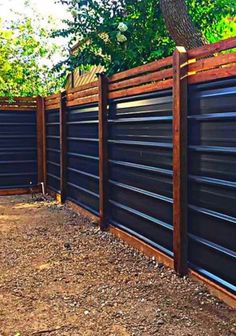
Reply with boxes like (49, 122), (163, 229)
(0, 195), (235, 336)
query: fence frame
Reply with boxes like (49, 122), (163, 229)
(1, 36), (236, 308)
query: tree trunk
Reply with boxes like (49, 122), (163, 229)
(160, 0), (207, 50)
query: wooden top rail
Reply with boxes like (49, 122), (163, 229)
(188, 47), (236, 84)
(108, 56), (173, 99)
(66, 80), (99, 107)
(42, 36), (236, 104)
(0, 96), (37, 111)
(109, 56), (173, 83)
(45, 93), (60, 111)
(188, 36), (236, 60)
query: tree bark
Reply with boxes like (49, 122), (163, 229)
(160, 0), (207, 50)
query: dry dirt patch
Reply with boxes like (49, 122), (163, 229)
(0, 195), (235, 336)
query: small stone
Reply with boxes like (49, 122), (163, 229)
(157, 319), (164, 325)
(84, 310), (89, 315)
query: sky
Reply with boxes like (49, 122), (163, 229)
(0, 0), (69, 23)
(0, 0), (71, 65)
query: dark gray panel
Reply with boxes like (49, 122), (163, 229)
(66, 104), (99, 214)
(46, 109), (60, 193)
(188, 77), (236, 294)
(0, 109), (37, 189)
(108, 90), (173, 254)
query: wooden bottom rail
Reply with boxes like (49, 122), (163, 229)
(189, 270), (236, 309)
(49, 197), (236, 309)
(0, 186), (40, 196)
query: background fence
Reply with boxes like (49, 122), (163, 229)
(0, 97), (40, 195)
(0, 37), (236, 305)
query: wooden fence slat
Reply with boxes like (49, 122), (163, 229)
(173, 46), (188, 276)
(108, 79), (173, 100)
(109, 68), (173, 92)
(59, 91), (67, 203)
(109, 56), (173, 83)
(188, 65), (236, 85)
(98, 73), (109, 231)
(67, 87), (99, 101)
(66, 95), (99, 107)
(36, 96), (44, 185)
(188, 52), (236, 73)
(67, 80), (99, 94)
(188, 36), (236, 59)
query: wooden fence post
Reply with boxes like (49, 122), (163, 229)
(98, 73), (109, 231)
(173, 46), (188, 276)
(36, 96), (46, 185)
(59, 91), (67, 203)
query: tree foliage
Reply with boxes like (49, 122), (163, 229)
(0, 12), (66, 97)
(56, 0), (236, 75)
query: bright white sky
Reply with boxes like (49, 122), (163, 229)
(0, 0), (71, 65)
(0, 0), (69, 22)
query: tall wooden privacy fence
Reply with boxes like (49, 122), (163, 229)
(0, 37), (236, 307)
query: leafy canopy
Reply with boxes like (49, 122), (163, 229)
(0, 7), (66, 97)
(56, 0), (236, 75)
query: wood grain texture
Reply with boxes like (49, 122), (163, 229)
(108, 79), (173, 100)
(59, 91), (67, 203)
(109, 68), (173, 92)
(109, 56), (173, 83)
(173, 46), (188, 276)
(98, 74), (109, 231)
(188, 36), (236, 59)
(36, 96), (44, 184)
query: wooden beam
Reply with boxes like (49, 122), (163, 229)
(98, 73), (109, 231)
(36, 96), (45, 184)
(0, 187), (40, 196)
(59, 91), (67, 203)
(173, 46), (188, 276)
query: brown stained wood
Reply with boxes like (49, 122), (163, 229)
(0, 101), (37, 107)
(173, 46), (188, 276)
(42, 99), (47, 187)
(36, 96), (44, 184)
(67, 87), (99, 101)
(59, 91), (67, 203)
(108, 79), (173, 100)
(45, 93), (61, 100)
(189, 270), (236, 309)
(188, 36), (236, 59)
(98, 74), (109, 231)
(66, 95), (99, 107)
(109, 68), (173, 92)
(45, 98), (60, 107)
(188, 65), (236, 85)
(45, 103), (60, 111)
(188, 52), (236, 73)
(67, 80), (99, 94)
(109, 226), (174, 268)
(0, 187), (40, 196)
(0, 96), (37, 102)
(109, 56), (173, 83)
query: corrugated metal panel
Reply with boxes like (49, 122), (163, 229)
(188, 77), (236, 294)
(66, 103), (99, 215)
(46, 109), (60, 193)
(108, 90), (173, 256)
(0, 109), (37, 189)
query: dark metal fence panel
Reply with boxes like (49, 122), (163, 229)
(66, 103), (99, 215)
(188, 77), (236, 294)
(0, 109), (37, 189)
(108, 90), (173, 256)
(46, 109), (60, 193)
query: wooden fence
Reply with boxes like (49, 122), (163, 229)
(0, 36), (236, 308)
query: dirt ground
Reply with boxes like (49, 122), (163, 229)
(0, 195), (235, 336)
